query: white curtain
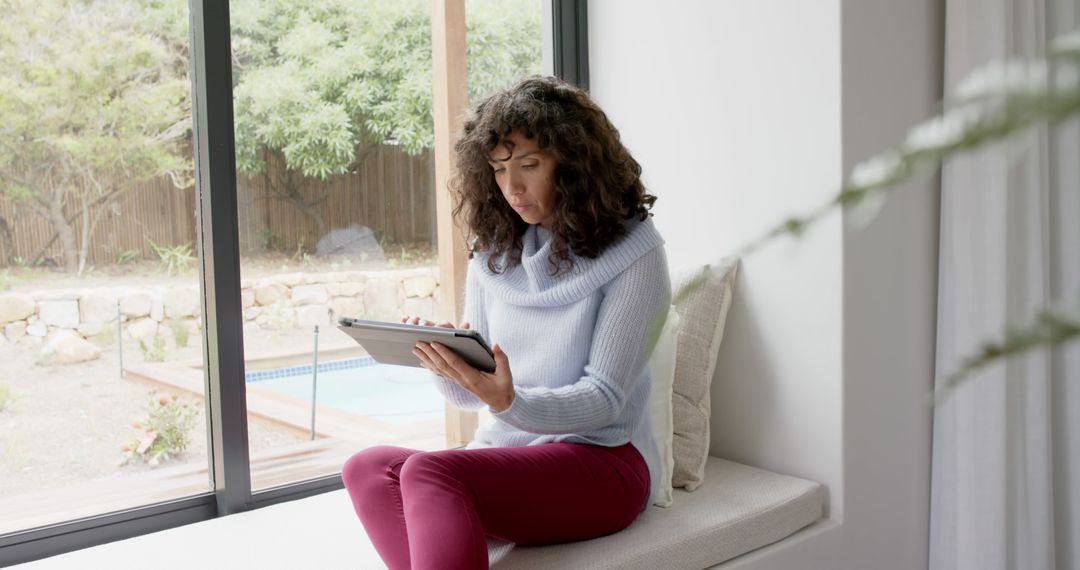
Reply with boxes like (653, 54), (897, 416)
(929, 0), (1080, 568)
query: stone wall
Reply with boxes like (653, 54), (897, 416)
(0, 267), (440, 363)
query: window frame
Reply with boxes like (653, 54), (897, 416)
(0, 0), (587, 565)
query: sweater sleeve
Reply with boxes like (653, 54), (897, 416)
(491, 245), (670, 434)
(429, 259), (489, 410)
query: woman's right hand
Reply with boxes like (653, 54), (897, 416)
(401, 315), (471, 331)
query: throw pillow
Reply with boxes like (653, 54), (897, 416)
(671, 257), (739, 491)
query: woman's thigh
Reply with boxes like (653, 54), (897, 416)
(402, 442), (649, 545)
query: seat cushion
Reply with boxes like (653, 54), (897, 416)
(490, 456), (823, 569)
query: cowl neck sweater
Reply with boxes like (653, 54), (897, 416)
(432, 217), (670, 509)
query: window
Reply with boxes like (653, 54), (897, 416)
(0, 0), (577, 564)
(0, 0), (211, 536)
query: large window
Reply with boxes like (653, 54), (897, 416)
(0, 0), (211, 535)
(0, 0), (567, 564)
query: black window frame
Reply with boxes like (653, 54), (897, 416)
(0, 0), (587, 565)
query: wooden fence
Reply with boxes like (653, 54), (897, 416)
(0, 145), (436, 268)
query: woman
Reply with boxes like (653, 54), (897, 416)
(342, 75), (669, 570)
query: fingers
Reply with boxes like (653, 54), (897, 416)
(461, 322), (471, 330)
(413, 342), (454, 378)
(401, 315), (438, 327)
(492, 343), (509, 369)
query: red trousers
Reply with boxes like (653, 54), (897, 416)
(341, 442), (649, 570)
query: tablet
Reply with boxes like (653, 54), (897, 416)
(336, 317), (496, 373)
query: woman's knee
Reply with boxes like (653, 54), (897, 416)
(342, 445), (409, 489)
(399, 451), (458, 487)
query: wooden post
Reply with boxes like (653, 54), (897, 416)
(431, 0), (477, 448)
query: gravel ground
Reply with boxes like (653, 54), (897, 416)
(0, 251), (438, 500)
(0, 325), (320, 499)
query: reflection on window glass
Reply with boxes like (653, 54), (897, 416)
(0, 0), (210, 535)
(227, 0), (541, 491)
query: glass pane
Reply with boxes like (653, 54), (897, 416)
(0, 0), (211, 535)
(228, 0), (542, 491)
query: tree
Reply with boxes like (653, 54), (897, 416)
(0, 0), (192, 274)
(230, 0), (542, 241)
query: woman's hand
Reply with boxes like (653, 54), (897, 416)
(401, 315), (463, 329)
(413, 338), (515, 413)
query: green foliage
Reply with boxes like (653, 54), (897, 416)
(123, 392), (198, 466)
(0, 384), (11, 413)
(267, 299), (296, 331)
(168, 318), (190, 348)
(0, 0), (193, 272)
(138, 334), (168, 362)
(115, 248), (141, 264)
(934, 304), (1080, 402)
(260, 228), (287, 252)
(724, 29), (1080, 402)
(149, 241), (195, 275)
(231, 0), (541, 178)
(741, 34), (1080, 255)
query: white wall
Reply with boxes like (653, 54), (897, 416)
(590, 0), (845, 517)
(589, 1), (940, 568)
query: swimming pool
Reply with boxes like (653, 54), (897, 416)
(247, 357), (444, 425)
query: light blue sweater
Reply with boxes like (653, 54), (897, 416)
(432, 217), (670, 507)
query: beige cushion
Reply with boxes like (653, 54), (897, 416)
(490, 456), (823, 569)
(645, 304), (680, 507)
(670, 258), (739, 490)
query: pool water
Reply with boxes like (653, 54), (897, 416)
(247, 357), (444, 425)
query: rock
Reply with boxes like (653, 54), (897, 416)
(402, 297), (435, 321)
(26, 321), (47, 337)
(315, 224), (386, 263)
(329, 297), (365, 321)
(120, 293), (153, 318)
(38, 300), (79, 328)
(403, 275), (437, 298)
(325, 283), (341, 296)
(164, 287), (200, 319)
(244, 306), (263, 321)
(363, 279), (402, 321)
(254, 283), (289, 306)
(263, 301), (295, 330)
(37, 329), (101, 365)
(276, 273), (304, 287)
(296, 304), (330, 327)
(79, 293), (117, 325)
(77, 322), (109, 337)
(0, 294), (35, 324)
(126, 318), (159, 341)
(241, 288), (255, 308)
(338, 282), (366, 296)
(291, 284), (328, 306)
(5, 321), (27, 340)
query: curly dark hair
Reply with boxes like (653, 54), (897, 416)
(451, 75), (656, 275)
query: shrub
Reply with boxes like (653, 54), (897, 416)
(122, 392), (198, 466)
(0, 384), (11, 412)
(168, 319), (190, 348)
(149, 241), (195, 276)
(139, 334), (167, 362)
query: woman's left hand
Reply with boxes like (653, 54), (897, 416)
(413, 342), (515, 412)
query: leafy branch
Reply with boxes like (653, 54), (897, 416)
(731, 30), (1080, 402)
(738, 33), (1080, 256)
(932, 304), (1080, 403)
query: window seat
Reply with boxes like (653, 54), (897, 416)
(489, 456), (823, 569)
(15, 457), (821, 569)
